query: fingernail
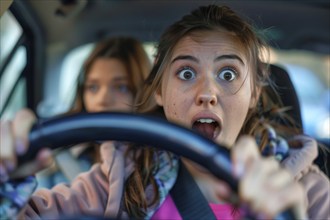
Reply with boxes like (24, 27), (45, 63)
(234, 162), (244, 178)
(38, 148), (54, 167)
(16, 139), (26, 155)
(38, 149), (50, 160)
(5, 160), (15, 172)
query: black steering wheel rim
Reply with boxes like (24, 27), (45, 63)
(17, 112), (295, 219)
(21, 112), (237, 191)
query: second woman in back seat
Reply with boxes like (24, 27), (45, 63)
(36, 36), (152, 188)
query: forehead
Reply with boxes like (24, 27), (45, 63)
(87, 58), (128, 78)
(171, 30), (248, 61)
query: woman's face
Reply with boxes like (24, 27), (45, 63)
(83, 58), (133, 112)
(155, 31), (257, 147)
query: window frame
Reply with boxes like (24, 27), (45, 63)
(0, 0), (45, 117)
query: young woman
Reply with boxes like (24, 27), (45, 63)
(71, 36), (151, 114)
(1, 4), (328, 220)
(36, 36), (152, 188)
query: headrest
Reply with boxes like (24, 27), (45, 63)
(269, 64), (303, 130)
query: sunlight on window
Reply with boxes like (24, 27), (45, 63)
(0, 47), (26, 112)
(270, 48), (330, 139)
(1, 80), (26, 120)
(59, 43), (94, 111)
(143, 42), (157, 63)
(0, 11), (22, 67)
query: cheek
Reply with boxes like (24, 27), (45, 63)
(83, 94), (93, 109)
(163, 96), (179, 119)
(165, 101), (179, 117)
(107, 93), (134, 110)
(116, 99), (134, 110)
(223, 77), (253, 114)
(220, 92), (252, 146)
(229, 99), (250, 122)
(162, 88), (184, 121)
(118, 93), (134, 104)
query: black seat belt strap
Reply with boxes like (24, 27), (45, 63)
(170, 161), (217, 220)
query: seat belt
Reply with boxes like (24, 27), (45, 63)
(170, 161), (216, 220)
(55, 150), (84, 181)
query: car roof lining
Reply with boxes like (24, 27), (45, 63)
(25, 0), (330, 54)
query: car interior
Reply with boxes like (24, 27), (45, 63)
(0, 1), (329, 219)
(0, 0), (329, 189)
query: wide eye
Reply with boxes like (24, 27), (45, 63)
(177, 67), (196, 80)
(217, 68), (237, 82)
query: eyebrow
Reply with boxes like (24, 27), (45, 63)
(171, 54), (245, 65)
(171, 55), (198, 64)
(214, 54), (244, 65)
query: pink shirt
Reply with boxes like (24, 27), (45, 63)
(151, 195), (241, 220)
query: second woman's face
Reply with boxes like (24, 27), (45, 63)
(83, 58), (133, 112)
(155, 31), (258, 147)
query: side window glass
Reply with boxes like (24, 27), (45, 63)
(0, 11), (27, 119)
(57, 43), (94, 114)
(0, 11), (22, 65)
(0, 47), (27, 119)
(272, 49), (330, 139)
(1, 80), (26, 120)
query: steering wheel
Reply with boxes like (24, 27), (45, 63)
(16, 112), (295, 219)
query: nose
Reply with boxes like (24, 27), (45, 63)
(195, 77), (218, 106)
(98, 87), (112, 106)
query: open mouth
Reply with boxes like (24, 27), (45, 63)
(192, 118), (221, 140)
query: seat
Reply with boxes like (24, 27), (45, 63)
(269, 64), (303, 130)
(269, 64), (329, 177)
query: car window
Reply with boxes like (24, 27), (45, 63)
(0, 11), (22, 64)
(0, 11), (27, 120)
(271, 49), (329, 139)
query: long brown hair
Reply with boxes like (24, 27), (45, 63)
(69, 36), (151, 114)
(125, 5), (300, 218)
(65, 37), (151, 163)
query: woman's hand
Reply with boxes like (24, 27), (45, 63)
(231, 136), (306, 219)
(0, 109), (53, 182)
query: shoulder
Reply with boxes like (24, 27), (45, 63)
(298, 165), (330, 219)
(299, 165), (329, 192)
(281, 135), (318, 179)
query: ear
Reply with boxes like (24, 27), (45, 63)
(154, 87), (163, 106)
(249, 86), (261, 108)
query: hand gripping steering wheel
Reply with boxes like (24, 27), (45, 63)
(16, 112), (296, 219)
